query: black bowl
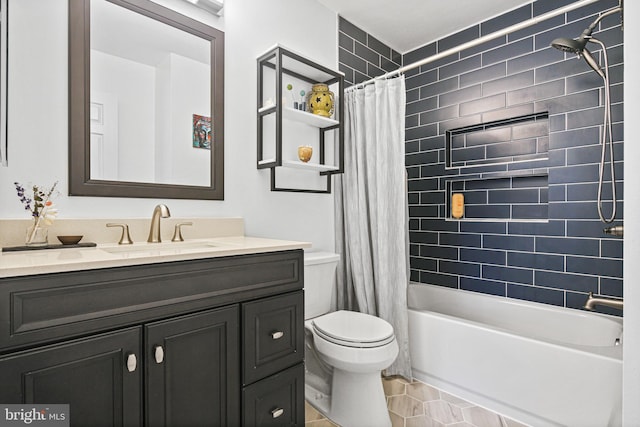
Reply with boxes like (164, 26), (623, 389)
(57, 235), (83, 245)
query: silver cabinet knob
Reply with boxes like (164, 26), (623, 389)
(154, 345), (164, 364)
(271, 408), (284, 419)
(271, 331), (284, 340)
(126, 353), (137, 372)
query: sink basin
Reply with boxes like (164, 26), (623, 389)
(101, 240), (225, 256)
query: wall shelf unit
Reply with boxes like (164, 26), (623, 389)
(257, 45), (344, 193)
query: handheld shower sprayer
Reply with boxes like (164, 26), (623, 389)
(550, 36), (604, 78)
(550, 5), (620, 76)
(550, 3), (623, 225)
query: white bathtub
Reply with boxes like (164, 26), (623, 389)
(408, 283), (622, 427)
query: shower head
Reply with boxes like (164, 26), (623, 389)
(550, 5), (622, 79)
(550, 36), (605, 79)
(551, 36), (605, 79)
(550, 36), (587, 54)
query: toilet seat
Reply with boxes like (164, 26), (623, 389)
(311, 310), (395, 348)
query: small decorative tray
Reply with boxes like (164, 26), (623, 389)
(2, 243), (97, 252)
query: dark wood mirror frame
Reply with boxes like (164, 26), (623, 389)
(69, 0), (224, 200)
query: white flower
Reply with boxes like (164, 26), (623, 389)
(41, 204), (59, 226)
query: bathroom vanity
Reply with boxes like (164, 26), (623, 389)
(0, 238), (307, 426)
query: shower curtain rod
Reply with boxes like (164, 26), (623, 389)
(345, 0), (602, 92)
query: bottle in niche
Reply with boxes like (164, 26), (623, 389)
(451, 193), (464, 219)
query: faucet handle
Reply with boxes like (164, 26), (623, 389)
(172, 222), (193, 242)
(107, 223), (134, 245)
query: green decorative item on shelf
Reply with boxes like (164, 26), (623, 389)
(286, 83), (295, 105)
(307, 83), (334, 118)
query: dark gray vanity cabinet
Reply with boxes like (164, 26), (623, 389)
(0, 327), (142, 426)
(242, 291), (305, 426)
(145, 306), (240, 427)
(0, 250), (304, 427)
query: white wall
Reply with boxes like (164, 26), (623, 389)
(0, 0), (337, 251)
(156, 52), (211, 186)
(92, 50), (156, 182)
(623, 0), (640, 424)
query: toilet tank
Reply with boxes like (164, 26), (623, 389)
(304, 251), (340, 320)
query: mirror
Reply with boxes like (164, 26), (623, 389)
(69, 0), (224, 199)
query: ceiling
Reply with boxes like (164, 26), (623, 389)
(317, 0), (535, 53)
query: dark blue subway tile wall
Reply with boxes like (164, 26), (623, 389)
(338, 16), (401, 86)
(336, 6), (623, 316)
(399, 1), (623, 315)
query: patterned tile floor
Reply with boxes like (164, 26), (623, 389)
(305, 376), (528, 427)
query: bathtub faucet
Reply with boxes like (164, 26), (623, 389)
(583, 292), (623, 311)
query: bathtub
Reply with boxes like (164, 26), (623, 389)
(407, 283), (622, 427)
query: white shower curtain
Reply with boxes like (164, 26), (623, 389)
(335, 76), (412, 379)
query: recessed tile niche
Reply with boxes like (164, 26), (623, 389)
(446, 174), (549, 221)
(446, 112), (549, 169)
(445, 112), (550, 221)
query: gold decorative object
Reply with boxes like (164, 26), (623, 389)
(307, 83), (334, 117)
(298, 145), (313, 162)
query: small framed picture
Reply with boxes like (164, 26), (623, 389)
(192, 114), (212, 150)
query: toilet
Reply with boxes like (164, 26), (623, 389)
(304, 251), (398, 427)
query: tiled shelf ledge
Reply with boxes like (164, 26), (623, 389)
(444, 218), (549, 223)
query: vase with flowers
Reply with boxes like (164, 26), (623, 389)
(14, 181), (59, 246)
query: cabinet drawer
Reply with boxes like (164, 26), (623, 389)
(242, 291), (303, 385)
(242, 363), (304, 427)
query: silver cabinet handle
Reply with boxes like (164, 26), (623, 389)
(271, 331), (284, 340)
(271, 408), (284, 419)
(154, 345), (164, 364)
(126, 353), (137, 372)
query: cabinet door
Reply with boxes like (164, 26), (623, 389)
(0, 327), (142, 427)
(145, 306), (240, 427)
(242, 363), (304, 427)
(242, 291), (304, 385)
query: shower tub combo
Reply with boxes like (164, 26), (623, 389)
(408, 283), (622, 427)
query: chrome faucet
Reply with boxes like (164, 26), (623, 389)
(147, 204), (171, 243)
(583, 292), (623, 311)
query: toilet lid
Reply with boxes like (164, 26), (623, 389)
(311, 310), (395, 348)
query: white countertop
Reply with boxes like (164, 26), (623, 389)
(0, 236), (311, 278)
